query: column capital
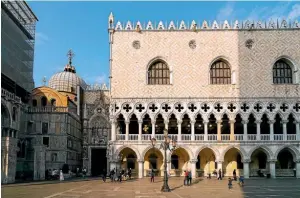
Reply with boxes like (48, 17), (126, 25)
(190, 159), (198, 164)
(190, 120), (196, 124)
(138, 120), (143, 124)
(217, 120), (222, 124)
(137, 159), (144, 163)
(242, 120), (249, 124)
(110, 119), (117, 124)
(229, 120), (235, 124)
(216, 160), (224, 163)
(255, 120), (262, 124)
(268, 120), (275, 124)
(241, 159), (251, 163)
(125, 120), (130, 124)
(164, 121), (169, 125)
(281, 120), (288, 124)
(203, 120), (209, 124)
(177, 120), (182, 125)
(151, 121), (156, 125)
(267, 159), (277, 163)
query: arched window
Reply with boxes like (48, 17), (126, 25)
(273, 60), (293, 84)
(210, 60), (231, 84)
(41, 97), (47, 106)
(50, 99), (56, 106)
(148, 60), (170, 85)
(32, 99), (37, 107)
(171, 154), (179, 169)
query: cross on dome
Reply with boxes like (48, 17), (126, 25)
(67, 49), (75, 65)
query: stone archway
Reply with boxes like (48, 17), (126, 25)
(249, 147), (272, 177)
(275, 146), (299, 177)
(143, 147), (163, 177)
(116, 147), (139, 178)
(196, 147), (217, 177)
(171, 147), (190, 176)
(223, 147), (244, 177)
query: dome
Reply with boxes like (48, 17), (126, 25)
(48, 50), (87, 94)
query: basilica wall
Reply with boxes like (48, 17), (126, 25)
(111, 30), (300, 98)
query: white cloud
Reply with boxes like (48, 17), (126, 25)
(288, 4), (300, 20)
(216, 2), (235, 21)
(35, 32), (49, 45)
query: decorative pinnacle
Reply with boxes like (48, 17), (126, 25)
(67, 49), (75, 65)
(42, 76), (47, 86)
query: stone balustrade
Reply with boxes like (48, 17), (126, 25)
(115, 134), (300, 142)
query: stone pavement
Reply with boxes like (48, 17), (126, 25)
(2, 177), (300, 198)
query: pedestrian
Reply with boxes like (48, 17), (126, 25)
(218, 169), (222, 180)
(110, 169), (115, 182)
(128, 168), (132, 180)
(188, 170), (192, 186)
(118, 171), (122, 182)
(238, 176), (244, 187)
(150, 169), (155, 182)
(233, 169), (237, 181)
(102, 169), (106, 182)
(184, 170), (188, 185)
(59, 170), (64, 181)
(228, 178), (233, 189)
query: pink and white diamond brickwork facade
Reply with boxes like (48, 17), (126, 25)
(107, 13), (300, 179)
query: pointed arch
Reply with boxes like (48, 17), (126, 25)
(248, 145), (273, 160)
(1, 102), (11, 127)
(274, 145), (300, 162)
(221, 145), (247, 161)
(194, 145), (220, 161)
(115, 145), (142, 160)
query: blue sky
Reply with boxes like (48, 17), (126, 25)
(28, 1), (300, 87)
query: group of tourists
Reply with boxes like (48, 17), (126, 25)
(105, 168), (132, 182)
(183, 170), (192, 186)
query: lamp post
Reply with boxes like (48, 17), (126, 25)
(151, 129), (177, 192)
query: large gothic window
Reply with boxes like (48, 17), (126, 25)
(148, 60), (170, 85)
(210, 60), (231, 84)
(273, 60), (293, 84)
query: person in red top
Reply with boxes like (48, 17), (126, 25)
(184, 170), (189, 186)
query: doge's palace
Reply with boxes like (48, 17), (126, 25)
(107, 13), (300, 179)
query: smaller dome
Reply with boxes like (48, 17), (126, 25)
(48, 50), (86, 94)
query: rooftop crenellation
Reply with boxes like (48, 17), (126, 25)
(108, 18), (299, 31)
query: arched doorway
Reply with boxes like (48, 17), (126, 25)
(250, 148), (269, 177)
(276, 148), (295, 177)
(223, 148), (243, 176)
(171, 148), (190, 176)
(197, 148), (216, 177)
(143, 148), (163, 177)
(118, 147), (138, 178)
(1, 104), (10, 128)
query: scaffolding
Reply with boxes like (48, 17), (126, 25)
(1, 0), (38, 99)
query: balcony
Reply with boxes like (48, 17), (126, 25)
(1, 88), (21, 103)
(115, 134), (299, 142)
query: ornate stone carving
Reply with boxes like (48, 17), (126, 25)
(245, 39), (254, 49)
(132, 40), (140, 49)
(189, 40), (196, 49)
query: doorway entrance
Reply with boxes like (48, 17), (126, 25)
(91, 148), (107, 176)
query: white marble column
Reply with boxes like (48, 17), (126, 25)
(217, 120), (222, 141)
(204, 121), (208, 141)
(230, 120), (235, 141)
(269, 160), (276, 178)
(151, 121), (155, 138)
(256, 120), (261, 140)
(138, 160), (144, 179)
(125, 121), (129, 141)
(269, 120), (275, 141)
(296, 121), (300, 141)
(242, 120), (248, 141)
(164, 121), (169, 131)
(138, 120), (142, 142)
(243, 160), (250, 178)
(178, 120), (182, 141)
(191, 120), (195, 141)
(190, 160), (197, 178)
(282, 120), (288, 141)
(111, 120), (116, 141)
(296, 161), (300, 178)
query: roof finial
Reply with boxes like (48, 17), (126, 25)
(109, 12), (114, 29)
(42, 76), (47, 86)
(67, 49), (75, 65)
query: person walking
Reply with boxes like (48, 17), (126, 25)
(102, 169), (106, 182)
(188, 170), (192, 186)
(228, 178), (233, 189)
(184, 170), (188, 185)
(59, 170), (64, 181)
(218, 169), (222, 180)
(110, 169), (115, 182)
(150, 169), (155, 182)
(128, 168), (132, 180)
(233, 169), (237, 181)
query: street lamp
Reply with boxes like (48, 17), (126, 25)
(150, 129), (177, 192)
